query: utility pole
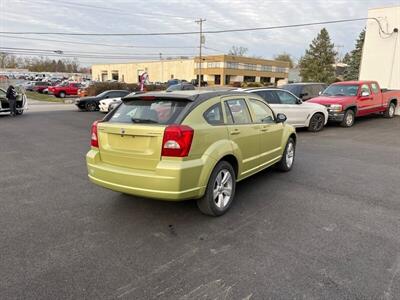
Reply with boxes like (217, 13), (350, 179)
(195, 18), (206, 91)
(159, 52), (163, 83)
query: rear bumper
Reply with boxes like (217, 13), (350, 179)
(328, 111), (345, 122)
(86, 149), (208, 201)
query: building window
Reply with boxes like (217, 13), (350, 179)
(261, 65), (273, 72)
(226, 62), (239, 69)
(244, 76), (256, 82)
(260, 77), (271, 84)
(275, 67), (288, 73)
(111, 71), (119, 81)
(243, 63), (257, 71)
(207, 62), (221, 68)
(101, 71), (108, 82)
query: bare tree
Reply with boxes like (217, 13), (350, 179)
(228, 46), (248, 56)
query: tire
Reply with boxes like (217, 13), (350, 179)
(340, 109), (355, 127)
(85, 102), (97, 112)
(308, 113), (325, 132)
(384, 102), (396, 118)
(59, 91), (66, 98)
(197, 161), (236, 217)
(276, 137), (296, 172)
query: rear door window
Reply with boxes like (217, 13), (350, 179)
(225, 99), (252, 124)
(276, 90), (298, 104)
(108, 99), (189, 124)
(253, 90), (281, 104)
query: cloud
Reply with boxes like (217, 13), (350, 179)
(0, 0), (398, 65)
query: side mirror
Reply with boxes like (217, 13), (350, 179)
(319, 91), (322, 95)
(361, 91), (370, 97)
(296, 98), (303, 104)
(276, 113), (287, 123)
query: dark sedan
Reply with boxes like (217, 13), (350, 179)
(75, 90), (130, 111)
(281, 83), (327, 101)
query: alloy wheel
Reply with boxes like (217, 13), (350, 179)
(286, 142), (294, 168)
(213, 169), (233, 209)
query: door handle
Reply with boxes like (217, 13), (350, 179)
(260, 126), (269, 132)
(230, 129), (241, 135)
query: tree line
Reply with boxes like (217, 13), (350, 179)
(0, 53), (87, 73)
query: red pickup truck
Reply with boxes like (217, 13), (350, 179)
(308, 81), (399, 127)
(48, 82), (82, 98)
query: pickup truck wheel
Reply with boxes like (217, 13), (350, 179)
(59, 91), (66, 98)
(85, 102), (97, 112)
(384, 102), (396, 118)
(340, 109), (355, 127)
(308, 113), (325, 132)
(276, 137), (295, 172)
(197, 161), (236, 217)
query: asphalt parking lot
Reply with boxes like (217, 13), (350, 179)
(1, 104), (399, 299)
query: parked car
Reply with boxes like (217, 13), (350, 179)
(239, 88), (329, 132)
(76, 90), (130, 111)
(308, 81), (399, 127)
(99, 98), (123, 113)
(166, 83), (196, 92)
(166, 79), (181, 87)
(0, 88), (27, 115)
(190, 79), (208, 87)
(48, 82), (82, 98)
(33, 81), (51, 93)
(86, 90), (296, 216)
(23, 81), (36, 91)
(281, 83), (327, 101)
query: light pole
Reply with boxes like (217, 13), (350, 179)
(195, 18), (206, 91)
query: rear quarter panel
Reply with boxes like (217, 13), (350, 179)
(181, 97), (235, 188)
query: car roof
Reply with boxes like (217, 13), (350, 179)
(282, 82), (326, 85)
(124, 90), (253, 102)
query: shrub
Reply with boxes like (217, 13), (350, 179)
(231, 81), (241, 88)
(241, 82), (263, 88)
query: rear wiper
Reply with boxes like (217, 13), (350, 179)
(131, 118), (158, 123)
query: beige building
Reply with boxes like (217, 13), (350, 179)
(359, 5), (400, 89)
(91, 55), (289, 86)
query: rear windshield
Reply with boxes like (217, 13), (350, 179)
(108, 99), (190, 124)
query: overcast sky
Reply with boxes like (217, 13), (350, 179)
(0, 0), (399, 66)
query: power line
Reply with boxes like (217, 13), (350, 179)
(0, 35), (199, 49)
(0, 17), (388, 36)
(15, 0), (195, 21)
(0, 46), (196, 56)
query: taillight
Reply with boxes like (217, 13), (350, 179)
(91, 121), (99, 148)
(161, 125), (194, 157)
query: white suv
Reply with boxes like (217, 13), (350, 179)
(239, 88), (329, 132)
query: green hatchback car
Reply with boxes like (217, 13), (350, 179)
(86, 91), (296, 216)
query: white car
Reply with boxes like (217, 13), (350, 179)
(99, 97), (122, 113)
(240, 88), (329, 132)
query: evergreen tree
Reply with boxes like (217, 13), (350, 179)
(299, 28), (337, 83)
(344, 29), (365, 80)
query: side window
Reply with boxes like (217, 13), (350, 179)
(276, 90), (298, 104)
(371, 83), (379, 94)
(0, 89), (6, 98)
(255, 90), (281, 104)
(225, 99), (252, 124)
(302, 85), (313, 97)
(360, 84), (371, 95)
(249, 99), (275, 123)
(203, 103), (224, 125)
